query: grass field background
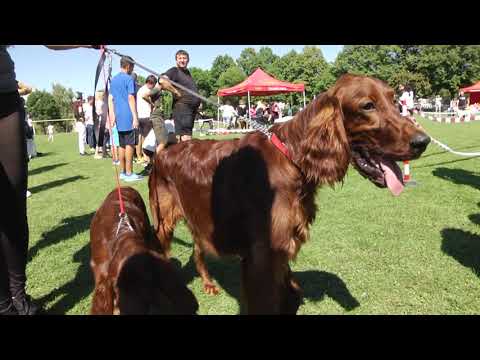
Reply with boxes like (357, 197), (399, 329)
(25, 117), (480, 314)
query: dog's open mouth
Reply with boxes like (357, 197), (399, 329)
(351, 149), (404, 196)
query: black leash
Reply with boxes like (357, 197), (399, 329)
(92, 46), (109, 147)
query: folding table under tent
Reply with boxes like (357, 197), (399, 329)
(461, 80), (480, 105)
(216, 68), (306, 129)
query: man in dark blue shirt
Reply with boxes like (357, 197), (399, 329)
(109, 56), (142, 182)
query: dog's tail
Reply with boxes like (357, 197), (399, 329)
(90, 277), (114, 315)
(148, 152), (180, 255)
(148, 155), (162, 244)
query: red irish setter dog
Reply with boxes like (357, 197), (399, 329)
(148, 74), (430, 314)
(90, 187), (198, 315)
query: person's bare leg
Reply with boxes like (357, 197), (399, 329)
(125, 145), (134, 175)
(94, 145), (102, 159)
(155, 143), (166, 155)
(136, 135), (143, 161)
(118, 146), (126, 174)
(112, 146), (118, 162)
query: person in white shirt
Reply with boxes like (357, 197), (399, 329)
(435, 95), (442, 113)
(47, 123), (54, 142)
(219, 101), (237, 129)
(93, 92), (106, 159)
(399, 87), (410, 117)
(84, 96), (96, 153)
(25, 113), (37, 158)
(136, 75), (157, 164)
(73, 95), (87, 155)
(406, 85), (415, 116)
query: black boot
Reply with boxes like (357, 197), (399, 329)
(12, 293), (41, 315)
(0, 299), (19, 315)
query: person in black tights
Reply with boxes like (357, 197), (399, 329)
(0, 45), (98, 315)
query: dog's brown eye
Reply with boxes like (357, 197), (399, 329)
(362, 102), (376, 111)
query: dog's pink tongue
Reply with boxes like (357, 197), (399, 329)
(380, 161), (404, 196)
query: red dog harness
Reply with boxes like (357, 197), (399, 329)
(270, 133), (290, 159)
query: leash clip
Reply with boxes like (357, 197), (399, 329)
(115, 212), (134, 238)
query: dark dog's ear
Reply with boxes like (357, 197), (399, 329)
(298, 94), (350, 186)
(151, 257), (199, 315)
(117, 254), (154, 314)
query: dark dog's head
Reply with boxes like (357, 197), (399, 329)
(117, 253), (198, 315)
(328, 73), (430, 195)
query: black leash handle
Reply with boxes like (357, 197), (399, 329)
(92, 47), (107, 146)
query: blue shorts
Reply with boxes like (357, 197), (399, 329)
(111, 127), (120, 147)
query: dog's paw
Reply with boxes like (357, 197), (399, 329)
(203, 282), (220, 295)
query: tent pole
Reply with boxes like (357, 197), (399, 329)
(247, 91), (251, 129)
(303, 90), (306, 109)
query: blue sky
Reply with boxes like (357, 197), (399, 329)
(8, 45), (343, 97)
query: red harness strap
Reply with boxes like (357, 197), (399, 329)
(270, 133), (290, 159)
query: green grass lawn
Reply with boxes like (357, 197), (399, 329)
(25, 118), (480, 315)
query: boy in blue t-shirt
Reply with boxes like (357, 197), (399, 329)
(108, 56), (142, 181)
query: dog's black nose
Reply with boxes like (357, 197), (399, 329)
(410, 133), (430, 150)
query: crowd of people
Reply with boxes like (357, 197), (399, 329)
(424, 89), (479, 119)
(217, 100), (291, 130)
(397, 84), (479, 121)
(71, 49), (197, 181)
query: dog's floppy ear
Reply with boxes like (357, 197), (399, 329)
(151, 257), (199, 315)
(117, 254), (153, 314)
(298, 94), (350, 186)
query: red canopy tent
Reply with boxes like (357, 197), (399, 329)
(461, 80), (480, 105)
(217, 68), (306, 121)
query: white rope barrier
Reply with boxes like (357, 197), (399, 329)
(429, 137), (480, 157)
(31, 118), (75, 123)
(413, 116), (480, 157)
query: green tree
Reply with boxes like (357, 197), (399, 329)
(190, 67), (213, 96)
(190, 67), (216, 117)
(210, 55), (236, 89)
(237, 48), (258, 76)
(26, 90), (61, 133)
(136, 74), (146, 86)
(217, 66), (246, 90)
(257, 47), (280, 75)
(272, 46), (333, 105)
(412, 45), (480, 97)
(299, 46), (335, 95)
(333, 45), (404, 80)
(217, 66), (247, 107)
(51, 83), (75, 119)
(331, 45), (480, 98)
(162, 92), (173, 119)
(236, 47), (280, 76)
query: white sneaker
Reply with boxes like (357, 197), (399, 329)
(124, 173), (143, 182)
(26, 190), (32, 198)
